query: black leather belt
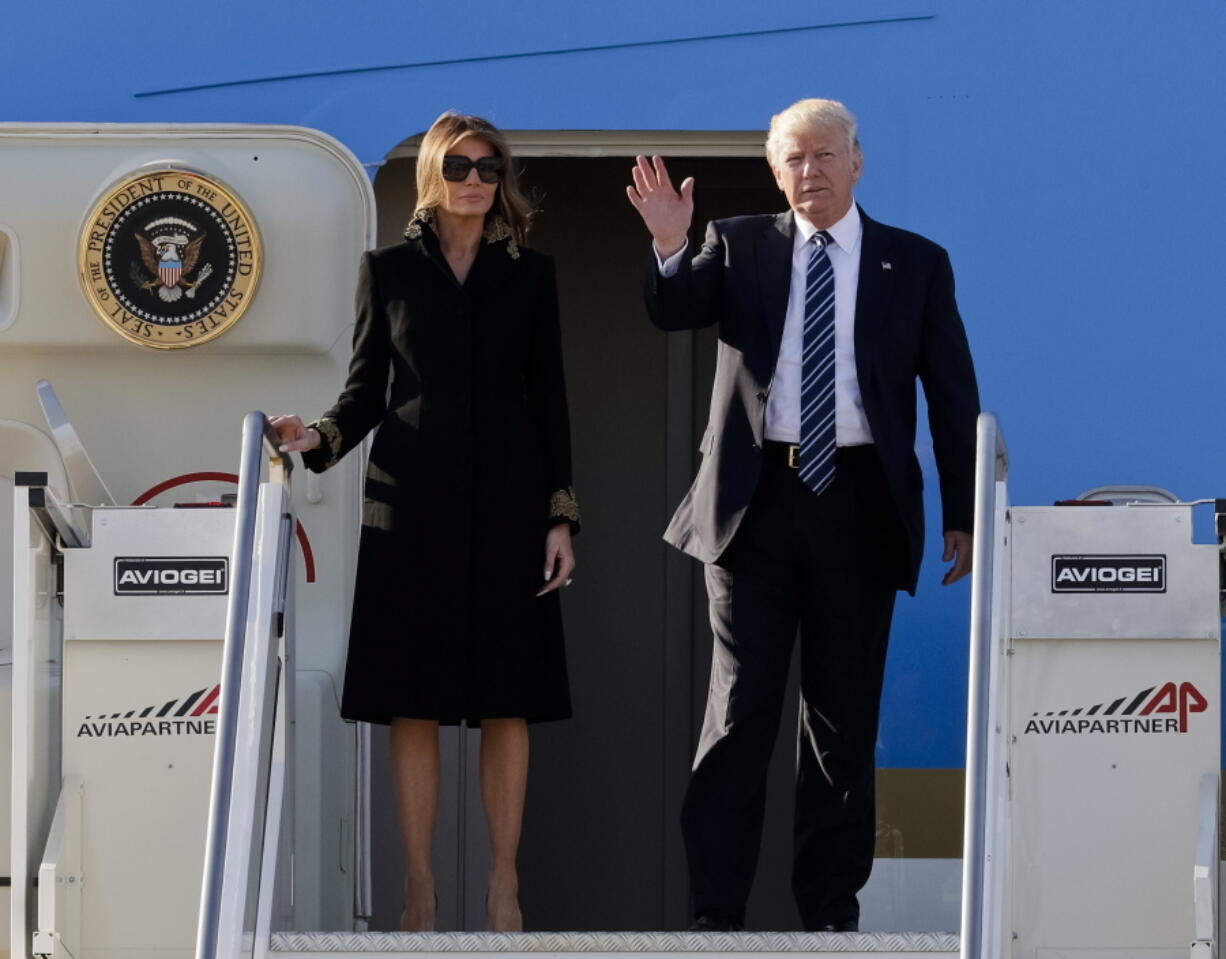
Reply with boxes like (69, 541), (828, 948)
(763, 440), (876, 469)
(764, 440), (803, 468)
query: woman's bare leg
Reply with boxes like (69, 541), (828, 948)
(479, 717), (529, 931)
(390, 718), (440, 931)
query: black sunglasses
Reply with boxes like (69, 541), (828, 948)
(441, 155), (505, 183)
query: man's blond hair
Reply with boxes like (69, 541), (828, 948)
(766, 98), (860, 165)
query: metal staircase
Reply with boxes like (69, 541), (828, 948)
(12, 410), (1217, 959)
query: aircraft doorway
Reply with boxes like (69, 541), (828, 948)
(368, 141), (815, 932)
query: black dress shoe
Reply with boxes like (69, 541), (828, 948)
(689, 910), (745, 932)
(817, 919), (859, 932)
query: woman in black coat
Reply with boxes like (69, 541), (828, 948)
(271, 112), (578, 933)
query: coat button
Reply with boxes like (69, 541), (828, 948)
(756, 391), (767, 401)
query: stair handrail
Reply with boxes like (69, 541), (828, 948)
(960, 411), (1009, 959)
(195, 412), (292, 959)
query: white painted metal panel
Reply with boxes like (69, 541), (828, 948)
(63, 638), (222, 958)
(1009, 505), (1218, 641)
(0, 124), (372, 354)
(1007, 503), (1219, 957)
(34, 774), (82, 959)
(10, 486), (63, 959)
(0, 124), (373, 935)
(63, 506), (232, 641)
(0, 225), (18, 335)
(46, 502), (232, 957)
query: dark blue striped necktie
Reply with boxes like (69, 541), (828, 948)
(798, 230), (837, 494)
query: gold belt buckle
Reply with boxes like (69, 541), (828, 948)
(787, 444), (800, 469)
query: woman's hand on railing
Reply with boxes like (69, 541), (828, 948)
(268, 414), (320, 453)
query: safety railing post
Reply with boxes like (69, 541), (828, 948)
(196, 412), (293, 959)
(960, 412), (1008, 959)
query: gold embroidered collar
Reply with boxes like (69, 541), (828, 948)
(403, 207), (519, 259)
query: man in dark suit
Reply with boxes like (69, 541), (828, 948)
(626, 99), (979, 933)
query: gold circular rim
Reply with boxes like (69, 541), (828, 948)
(77, 167), (263, 350)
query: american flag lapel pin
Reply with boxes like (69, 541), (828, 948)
(881, 261), (892, 271)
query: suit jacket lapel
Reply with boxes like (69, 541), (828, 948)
(853, 208), (895, 396)
(757, 212), (794, 367)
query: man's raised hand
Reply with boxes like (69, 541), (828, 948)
(626, 155), (694, 259)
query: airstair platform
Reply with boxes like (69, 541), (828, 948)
(10, 394), (1220, 959)
(268, 930), (959, 958)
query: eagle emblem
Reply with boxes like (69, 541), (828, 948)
(132, 217), (214, 303)
(79, 167), (262, 349)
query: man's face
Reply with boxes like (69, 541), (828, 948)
(769, 124), (862, 229)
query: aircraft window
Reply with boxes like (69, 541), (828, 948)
(0, 226), (16, 333)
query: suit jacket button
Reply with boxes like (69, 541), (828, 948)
(756, 391), (766, 401)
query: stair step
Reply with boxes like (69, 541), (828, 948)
(271, 930), (959, 958)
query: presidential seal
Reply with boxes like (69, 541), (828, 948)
(78, 168), (262, 349)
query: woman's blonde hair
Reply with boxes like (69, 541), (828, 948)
(415, 111), (534, 244)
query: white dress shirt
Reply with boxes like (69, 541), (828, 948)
(656, 203), (873, 445)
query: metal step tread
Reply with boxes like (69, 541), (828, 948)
(270, 930), (959, 955)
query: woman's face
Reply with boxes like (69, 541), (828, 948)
(439, 136), (500, 218)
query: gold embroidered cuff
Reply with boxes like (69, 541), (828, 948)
(362, 498), (395, 532)
(549, 486), (581, 527)
(308, 417), (343, 470)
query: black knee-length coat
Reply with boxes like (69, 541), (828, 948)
(302, 212), (579, 725)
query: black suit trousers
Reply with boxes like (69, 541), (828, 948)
(681, 445), (905, 929)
